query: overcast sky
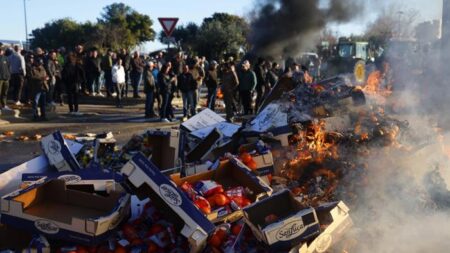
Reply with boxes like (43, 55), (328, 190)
(0, 0), (443, 51)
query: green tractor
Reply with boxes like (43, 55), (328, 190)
(324, 38), (374, 84)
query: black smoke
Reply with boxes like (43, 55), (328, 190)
(249, 0), (363, 58)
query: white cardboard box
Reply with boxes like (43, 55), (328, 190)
(243, 190), (321, 251)
(1, 178), (130, 245)
(40, 131), (82, 172)
(298, 201), (353, 253)
(120, 153), (215, 253)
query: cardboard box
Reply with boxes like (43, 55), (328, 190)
(299, 201), (353, 253)
(21, 170), (122, 192)
(186, 128), (222, 163)
(190, 122), (240, 140)
(243, 190), (320, 251)
(181, 108), (226, 132)
(41, 131), (82, 172)
(0, 140), (83, 198)
(1, 179), (131, 245)
(170, 158), (273, 224)
(120, 153), (215, 253)
(145, 128), (180, 171)
(239, 142), (275, 176)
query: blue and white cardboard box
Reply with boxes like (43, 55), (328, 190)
(243, 103), (293, 147)
(0, 177), (131, 245)
(299, 201), (353, 253)
(0, 140), (83, 199)
(120, 153), (215, 253)
(40, 131), (82, 172)
(243, 190), (321, 251)
(181, 108), (226, 132)
(21, 169), (123, 192)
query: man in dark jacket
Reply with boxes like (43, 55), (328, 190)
(177, 64), (196, 119)
(0, 47), (11, 111)
(143, 61), (156, 118)
(101, 49), (114, 97)
(63, 53), (84, 114)
(205, 61), (219, 111)
(130, 51), (145, 98)
(46, 51), (62, 105)
(30, 59), (49, 121)
(221, 63), (239, 122)
(118, 49), (131, 98)
(85, 49), (102, 96)
(254, 58), (266, 112)
(238, 60), (257, 115)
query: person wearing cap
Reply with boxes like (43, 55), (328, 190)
(0, 47), (11, 111)
(30, 58), (49, 121)
(238, 60), (257, 115)
(205, 60), (219, 111)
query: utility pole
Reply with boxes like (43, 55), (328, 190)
(23, 0), (29, 48)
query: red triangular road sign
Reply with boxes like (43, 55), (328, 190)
(158, 17), (179, 37)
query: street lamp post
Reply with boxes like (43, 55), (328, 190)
(23, 0), (28, 48)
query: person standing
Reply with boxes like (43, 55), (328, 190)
(112, 58), (126, 108)
(8, 45), (26, 105)
(29, 59), (49, 121)
(0, 47), (11, 111)
(118, 48), (131, 98)
(85, 48), (102, 96)
(238, 60), (257, 115)
(189, 60), (204, 112)
(143, 61), (156, 118)
(101, 49), (114, 97)
(221, 63), (239, 122)
(254, 58), (266, 112)
(158, 63), (176, 122)
(205, 61), (219, 111)
(62, 54), (83, 114)
(130, 51), (145, 98)
(74, 45), (88, 95)
(177, 64), (196, 120)
(46, 51), (62, 105)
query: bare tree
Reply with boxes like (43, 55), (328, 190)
(365, 3), (419, 45)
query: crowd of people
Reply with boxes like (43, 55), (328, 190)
(0, 43), (314, 122)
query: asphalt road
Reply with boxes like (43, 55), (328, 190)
(0, 95), (208, 172)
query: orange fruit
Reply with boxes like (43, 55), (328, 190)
(231, 224), (243, 236)
(214, 193), (229, 206)
(240, 153), (252, 164)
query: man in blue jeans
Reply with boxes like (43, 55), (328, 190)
(30, 59), (49, 121)
(177, 65), (196, 120)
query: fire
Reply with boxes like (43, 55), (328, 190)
(291, 120), (339, 164)
(363, 70), (392, 97)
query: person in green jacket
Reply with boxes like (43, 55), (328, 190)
(238, 60), (257, 115)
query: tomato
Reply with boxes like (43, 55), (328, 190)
(215, 229), (227, 241)
(247, 159), (257, 170)
(267, 174), (273, 183)
(199, 205), (211, 214)
(122, 223), (138, 241)
(241, 198), (251, 207)
(207, 196), (216, 207)
(130, 238), (144, 246)
(147, 242), (159, 253)
(148, 224), (164, 236)
(214, 193), (230, 206)
(208, 233), (223, 248)
(114, 246), (127, 253)
(76, 246), (89, 253)
(231, 224), (243, 236)
(240, 152), (252, 164)
(265, 214), (278, 224)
